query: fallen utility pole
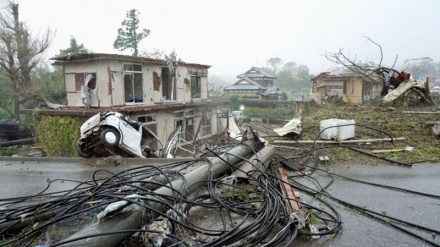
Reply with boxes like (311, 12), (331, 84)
(274, 137), (405, 144)
(0, 138), (35, 147)
(233, 145), (275, 180)
(56, 138), (269, 247)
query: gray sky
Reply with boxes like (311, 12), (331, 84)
(17, 0), (440, 79)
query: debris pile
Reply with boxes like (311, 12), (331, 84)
(0, 129), (344, 247)
(2, 123), (440, 246)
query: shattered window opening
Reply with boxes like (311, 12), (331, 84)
(201, 114), (211, 136)
(174, 111), (184, 118)
(174, 110), (195, 142)
(162, 67), (176, 100)
(191, 76), (201, 98)
(74, 72), (97, 91)
(139, 114), (158, 149)
(138, 114), (156, 123)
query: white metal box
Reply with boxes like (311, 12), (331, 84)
(320, 119), (355, 141)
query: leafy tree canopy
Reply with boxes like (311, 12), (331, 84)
(141, 49), (183, 62)
(113, 9), (150, 57)
(58, 36), (89, 55)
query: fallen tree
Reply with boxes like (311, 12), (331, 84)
(324, 37), (434, 106)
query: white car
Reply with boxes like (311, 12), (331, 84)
(77, 112), (168, 158)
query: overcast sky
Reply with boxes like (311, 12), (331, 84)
(16, 0), (440, 80)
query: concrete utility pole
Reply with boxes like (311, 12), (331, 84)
(57, 139), (266, 247)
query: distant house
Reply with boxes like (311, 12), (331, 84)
(24, 53), (228, 147)
(311, 72), (382, 104)
(224, 67), (282, 100)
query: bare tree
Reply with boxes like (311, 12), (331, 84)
(323, 37), (399, 85)
(323, 37), (434, 106)
(0, 0), (54, 119)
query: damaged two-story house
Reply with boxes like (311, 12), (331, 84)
(311, 72), (382, 104)
(28, 53), (229, 152)
(223, 67), (282, 100)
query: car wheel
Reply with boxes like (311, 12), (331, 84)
(76, 141), (92, 158)
(100, 128), (120, 147)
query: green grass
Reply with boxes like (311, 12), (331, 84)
(286, 102), (440, 164)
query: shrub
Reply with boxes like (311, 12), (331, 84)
(35, 114), (81, 157)
(243, 107), (295, 124)
(230, 96), (240, 111)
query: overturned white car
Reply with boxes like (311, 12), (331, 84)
(76, 112), (178, 158)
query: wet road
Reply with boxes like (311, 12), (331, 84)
(294, 162), (440, 247)
(1, 157), (439, 246)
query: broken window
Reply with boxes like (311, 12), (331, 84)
(162, 67), (176, 100)
(191, 76), (201, 98)
(201, 114), (211, 136)
(175, 110), (194, 142)
(153, 71), (160, 91)
(138, 115), (156, 123)
(75, 72), (97, 91)
(124, 64), (143, 103)
(138, 114), (158, 149)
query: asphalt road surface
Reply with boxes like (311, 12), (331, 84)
(1, 157), (439, 246)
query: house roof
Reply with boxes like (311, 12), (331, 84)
(20, 100), (225, 117)
(237, 67), (276, 79)
(258, 87), (282, 96)
(51, 53), (211, 69)
(311, 72), (363, 81)
(224, 77), (266, 90)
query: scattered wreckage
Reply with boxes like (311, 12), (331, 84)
(381, 70), (435, 106)
(2, 113), (439, 246)
(1, 128), (329, 247)
(76, 112), (179, 159)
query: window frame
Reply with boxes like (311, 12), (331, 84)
(74, 72), (97, 92)
(123, 63), (143, 104)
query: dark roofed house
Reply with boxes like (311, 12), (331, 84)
(224, 67), (282, 100)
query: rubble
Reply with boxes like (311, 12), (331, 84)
(273, 116), (301, 137)
(1, 109), (440, 246)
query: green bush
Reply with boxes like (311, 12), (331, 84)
(243, 107), (295, 124)
(0, 147), (14, 156)
(230, 96), (240, 111)
(35, 114), (81, 157)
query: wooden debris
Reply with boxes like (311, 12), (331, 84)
(278, 167), (301, 212)
(370, 148), (405, 154)
(274, 137), (405, 144)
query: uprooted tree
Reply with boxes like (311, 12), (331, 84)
(0, 0), (54, 120)
(324, 37), (434, 106)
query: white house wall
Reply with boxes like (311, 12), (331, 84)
(64, 62), (108, 107)
(176, 67), (190, 102)
(111, 63), (124, 106)
(64, 61), (121, 107)
(201, 77), (208, 99)
(63, 61), (210, 108)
